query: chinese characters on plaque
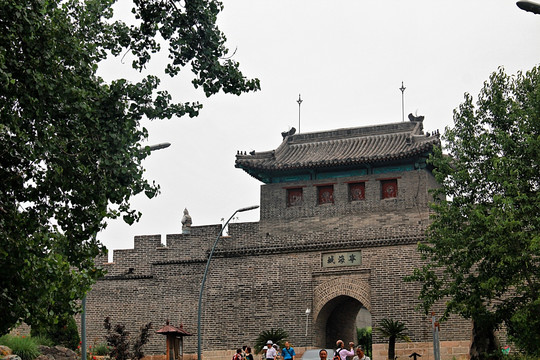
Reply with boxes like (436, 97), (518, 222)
(322, 251), (362, 268)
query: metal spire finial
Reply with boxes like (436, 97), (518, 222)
(297, 94), (303, 133)
(399, 82), (406, 122)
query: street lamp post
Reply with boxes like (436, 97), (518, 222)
(305, 308), (311, 337)
(197, 205), (259, 360)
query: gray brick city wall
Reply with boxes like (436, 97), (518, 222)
(83, 168), (471, 356)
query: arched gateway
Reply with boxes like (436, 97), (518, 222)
(313, 279), (371, 348)
(85, 119), (471, 360)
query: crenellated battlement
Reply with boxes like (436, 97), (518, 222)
(84, 120), (471, 359)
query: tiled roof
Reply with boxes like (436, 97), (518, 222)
(156, 321), (193, 336)
(235, 120), (440, 172)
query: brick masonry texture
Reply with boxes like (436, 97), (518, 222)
(82, 168), (472, 359)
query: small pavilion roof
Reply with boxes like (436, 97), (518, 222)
(156, 321), (193, 336)
(235, 120), (440, 180)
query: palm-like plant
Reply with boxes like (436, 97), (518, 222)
(254, 328), (289, 354)
(374, 319), (411, 360)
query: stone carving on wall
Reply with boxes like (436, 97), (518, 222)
(181, 208), (192, 234)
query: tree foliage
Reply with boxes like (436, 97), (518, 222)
(0, 0), (259, 334)
(356, 326), (372, 358)
(374, 319), (410, 360)
(253, 328), (288, 354)
(407, 66), (540, 358)
(30, 314), (81, 350)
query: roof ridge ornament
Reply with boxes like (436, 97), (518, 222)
(281, 127), (296, 139)
(408, 113), (425, 122)
(297, 94), (303, 133)
(399, 82), (406, 122)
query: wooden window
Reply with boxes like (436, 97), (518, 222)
(317, 185), (334, 205)
(349, 182), (365, 201)
(287, 188), (303, 207)
(381, 179), (398, 199)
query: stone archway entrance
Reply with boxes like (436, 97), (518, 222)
(313, 279), (371, 348)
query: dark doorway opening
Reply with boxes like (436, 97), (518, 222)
(315, 295), (371, 349)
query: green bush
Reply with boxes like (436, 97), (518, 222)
(92, 343), (111, 356)
(357, 327), (372, 358)
(31, 315), (80, 350)
(508, 301), (540, 357)
(31, 335), (54, 347)
(253, 328), (288, 354)
(0, 335), (41, 360)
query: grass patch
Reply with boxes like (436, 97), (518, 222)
(0, 335), (40, 360)
(91, 343), (110, 356)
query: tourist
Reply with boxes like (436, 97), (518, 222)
(265, 341), (277, 360)
(281, 342), (295, 360)
(233, 349), (243, 360)
(319, 349), (328, 360)
(352, 346), (370, 360)
(246, 347), (254, 360)
(335, 340), (354, 360)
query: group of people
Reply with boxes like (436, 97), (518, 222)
(233, 339), (368, 360)
(233, 340), (296, 360)
(320, 340), (370, 360)
(262, 340), (296, 360)
(232, 346), (254, 360)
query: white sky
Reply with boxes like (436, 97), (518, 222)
(97, 0), (540, 260)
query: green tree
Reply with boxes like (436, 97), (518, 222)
(374, 319), (410, 360)
(254, 328), (288, 354)
(407, 66), (540, 359)
(356, 326), (372, 358)
(0, 0), (259, 335)
(31, 314), (80, 350)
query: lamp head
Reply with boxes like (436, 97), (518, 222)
(517, 0), (540, 14)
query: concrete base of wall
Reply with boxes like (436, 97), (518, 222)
(142, 343), (471, 360)
(372, 341), (470, 360)
(145, 347), (316, 360)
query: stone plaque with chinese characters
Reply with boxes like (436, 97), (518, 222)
(322, 251), (362, 268)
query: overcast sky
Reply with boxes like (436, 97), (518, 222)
(97, 0), (540, 260)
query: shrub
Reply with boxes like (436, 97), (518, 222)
(356, 327), (372, 358)
(92, 343), (111, 356)
(30, 335), (54, 347)
(104, 317), (152, 360)
(254, 328), (288, 354)
(30, 315), (80, 350)
(0, 335), (41, 360)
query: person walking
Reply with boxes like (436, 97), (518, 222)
(265, 341), (277, 360)
(319, 350), (328, 360)
(352, 346), (370, 360)
(335, 340), (354, 360)
(282, 342), (295, 360)
(246, 347), (254, 360)
(233, 349), (243, 360)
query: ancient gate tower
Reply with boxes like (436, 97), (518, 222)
(86, 119), (470, 360)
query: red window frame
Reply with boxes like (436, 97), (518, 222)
(349, 182), (366, 201)
(287, 188), (303, 207)
(381, 179), (398, 199)
(317, 185), (334, 205)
